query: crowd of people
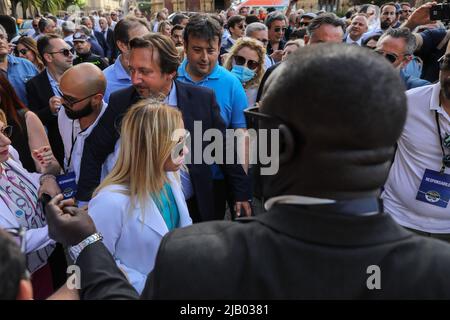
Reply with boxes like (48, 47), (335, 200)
(2, 1), (450, 300)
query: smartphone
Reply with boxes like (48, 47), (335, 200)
(430, 3), (450, 21)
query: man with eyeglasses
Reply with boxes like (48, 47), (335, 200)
(221, 15), (246, 54)
(245, 22), (274, 69)
(57, 63), (109, 184)
(26, 34), (74, 166)
(0, 25), (38, 107)
(381, 50), (450, 243)
(26, 17), (41, 39)
(265, 11), (287, 63)
(375, 27), (429, 90)
(399, 2), (413, 23)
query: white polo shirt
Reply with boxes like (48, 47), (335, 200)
(58, 102), (108, 182)
(381, 83), (450, 233)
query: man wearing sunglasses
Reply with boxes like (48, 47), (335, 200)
(265, 11), (287, 62)
(375, 27), (429, 90)
(221, 15), (246, 54)
(382, 49), (450, 243)
(26, 34), (74, 166)
(72, 33), (109, 71)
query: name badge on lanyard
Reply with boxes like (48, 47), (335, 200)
(56, 171), (77, 199)
(416, 169), (450, 208)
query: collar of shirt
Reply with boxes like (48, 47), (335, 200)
(163, 81), (177, 107)
(7, 54), (19, 67)
(429, 83), (450, 122)
(114, 55), (131, 81)
(178, 58), (220, 84)
(46, 68), (61, 97)
(345, 36), (362, 45)
(265, 195), (380, 216)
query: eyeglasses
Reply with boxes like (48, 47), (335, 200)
(58, 90), (99, 109)
(47, 48), (74, 57)
(274, 27), (287, 33)
(5, 227), (26, 253)
(375, 50), (400, 64)
(18, 48), (29, 55)
(234, 55), (259, 70)
(401, 9), (413, 13)
(299, 22), (309, 27)
(0, 125), (13, 138)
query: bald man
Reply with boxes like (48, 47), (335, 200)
(57, 63), (108, 184)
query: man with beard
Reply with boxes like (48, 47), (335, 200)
(362, 2), (399, 42)
(375, 27), (429, 89)
(57, 63), (107, 183)
(381, 51), (450, 242)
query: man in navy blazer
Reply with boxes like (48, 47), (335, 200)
(76, 33), (251, 222)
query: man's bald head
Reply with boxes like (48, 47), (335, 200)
(60, 63), (106, 95)
(260, 44), (407, 199)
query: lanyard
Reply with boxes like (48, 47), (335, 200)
(66, 121), (88, 174)
(434, 110), (448, 173)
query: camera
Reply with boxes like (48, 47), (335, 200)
(430, 2), (450, 22)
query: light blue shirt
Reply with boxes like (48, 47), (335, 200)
(177, 60), (248, 179)
(7, 55), (38, 106)
(46, 69), (61, 97)
(164, 82), (194, 199)
(103, 55), (131, 103)
(177, 59), (248, 129)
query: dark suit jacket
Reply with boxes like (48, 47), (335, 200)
(102, 28), (117, 62)
(77, 81), (250, 221)
(77, 204), (450, 300)
(94, 30), (108, 58)
(25, 70), (64, 166)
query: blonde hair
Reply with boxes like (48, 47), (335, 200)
(223, 37), (266, 89)
(94, 100), (184, 214)
(0, 109), (7, 124)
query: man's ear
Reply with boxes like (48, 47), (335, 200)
(402, 54), (413, 68)
(16, 279), (33, 300)
(304, 35), (310, 45)
(116, 40), (128, 54)
(278, 124), (295, 164)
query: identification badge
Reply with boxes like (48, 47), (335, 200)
(416, 169), (450, 208)
(56, 172), (77, 199)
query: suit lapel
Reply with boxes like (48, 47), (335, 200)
(174, 81), (194, 133)
(137, 198), (169, 237)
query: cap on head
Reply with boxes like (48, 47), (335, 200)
(73, 32), (89, 42)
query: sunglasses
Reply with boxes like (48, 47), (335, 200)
(274, 27), (287, 33)
(18, 48), (28, 55)
(299, 22), (309, 27)
(234, 55), (259, 70)
(47, 48), (74, 57)
(58, 90), (99, 109)
(0, 125), (13, 138)
(375, 50), (399, 64)
(401, 9), (413, 13)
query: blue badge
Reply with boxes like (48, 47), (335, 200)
(56, 172), (77, 200)
(416, 169), (450, 208)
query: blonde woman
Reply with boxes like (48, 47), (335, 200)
(224, 37), (266, 107)
(157, 20), (172, 37)
(88, 101), (192, 294)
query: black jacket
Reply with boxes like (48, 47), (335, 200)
(25, 70), (65, 166)
(73, 52), (109, 70)
(76, 203), (450, 299)
(76, 80), (251, 221)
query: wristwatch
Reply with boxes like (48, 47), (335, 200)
(69, 233), (103, 262)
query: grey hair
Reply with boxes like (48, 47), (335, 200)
(379, 27), (416, 55)
(264, 11), (286, 29)
(245, 22), (267, 36)
(306, 13), (345, 36)
(61, 21), (75, 33)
